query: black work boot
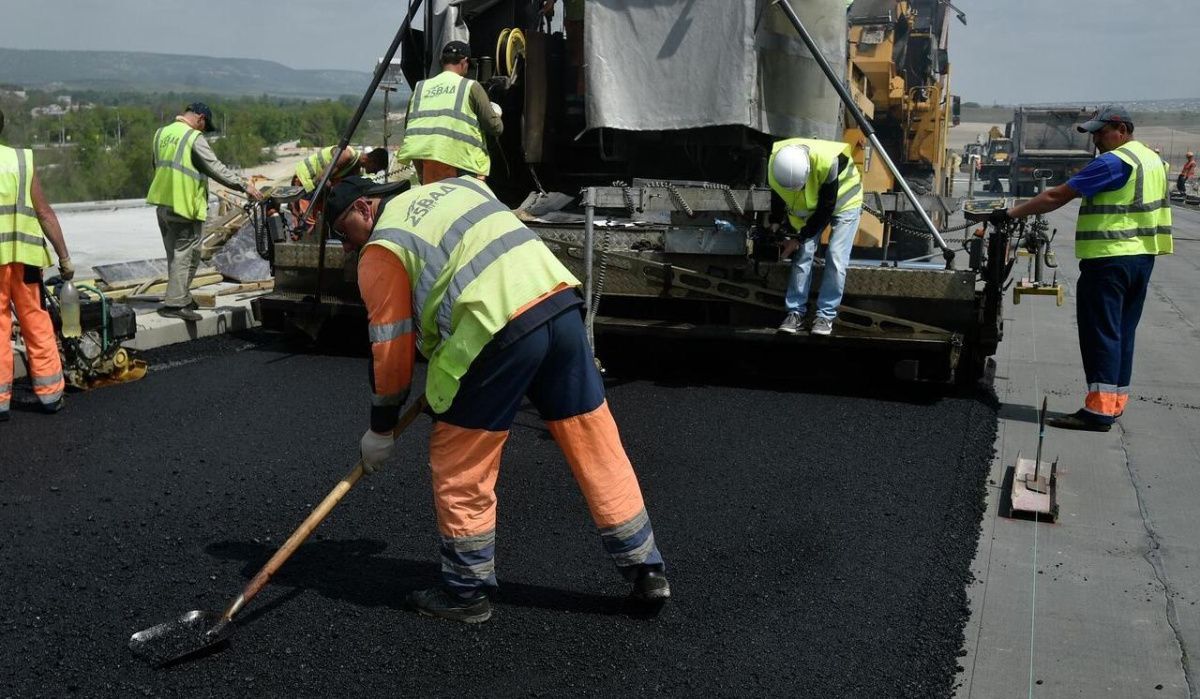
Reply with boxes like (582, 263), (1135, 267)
(406, 587), (492, 624)
(40, 398), (64, 415)
(629, 563), (671, 606)
(1047, 409), (1111, 432)
(0, 410), (9, 423)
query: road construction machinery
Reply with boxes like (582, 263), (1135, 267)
(256, 0), (1017, 382)
(1007, 106), (1096, 197)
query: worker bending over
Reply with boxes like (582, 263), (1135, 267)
(396, 41), (503, 184)
(291, 145), (388, 229)
(997, 105), (1171, 432)
(768, 138), (864, 336)
(146, 102), (262, 322)
(326, 176), (669, 623)
(0, 108), (72, 420)
(294, 145), (389, 193)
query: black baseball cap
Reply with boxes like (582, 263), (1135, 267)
(326, 177), (412, 234)
(186, 102), (217, 132)
(1077, 104), (1133, 133)
(442, 40), (471, 61)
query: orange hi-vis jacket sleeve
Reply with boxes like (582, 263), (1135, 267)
(358, 245), (417, 432)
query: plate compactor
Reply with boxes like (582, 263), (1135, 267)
(47, 281), (147, 389)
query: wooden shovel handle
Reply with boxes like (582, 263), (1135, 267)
(221, 396), (428, 622)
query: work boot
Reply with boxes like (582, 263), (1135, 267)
(629, 563), (671, 605)
(157, 305), (202, 322)
(778, 312), (804, 334)
(406, 587), (492, 624)
(1047, 409), (1111, 432)
(0, 410), (9, 423)
(40, 398), (64, 415)
(811, 316), (834, 336)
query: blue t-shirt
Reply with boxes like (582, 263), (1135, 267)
(1066, 153), (1133, 197)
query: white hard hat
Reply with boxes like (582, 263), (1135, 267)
(773, 144), (811, 191)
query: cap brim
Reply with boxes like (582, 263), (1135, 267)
(1076, 120), (1106, 133)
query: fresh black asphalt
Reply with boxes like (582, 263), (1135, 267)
(1, 331), (997, 697)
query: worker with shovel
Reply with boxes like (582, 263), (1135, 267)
(325, 176), (669, 623)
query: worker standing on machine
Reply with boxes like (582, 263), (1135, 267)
(768, 138), (864, 336)
(146, 102), (262, 322)
(324, 176), (669, 623)
(0, 108), (72, 420)
(999, 105), (1171, 432)
(395, 41), (503, 184)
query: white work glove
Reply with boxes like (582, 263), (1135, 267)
(58, 257), (75, 281)
(490, 102), (503, 118)
(360, 429), (396, 475)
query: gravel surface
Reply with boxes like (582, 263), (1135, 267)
(0, 331), (996, 697)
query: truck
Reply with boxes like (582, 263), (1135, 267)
(1006, 106), (1096, 197)
(254, 0), (1016, 383)
(979, 131), (1012, 193)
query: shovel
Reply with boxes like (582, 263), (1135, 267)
(129, 397), (428, 667)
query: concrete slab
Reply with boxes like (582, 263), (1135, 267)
(958, 197), (1200, 697)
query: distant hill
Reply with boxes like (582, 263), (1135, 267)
(0, 47), (393, 99)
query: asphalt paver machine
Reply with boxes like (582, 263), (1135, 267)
(255, 0), (1017, 382)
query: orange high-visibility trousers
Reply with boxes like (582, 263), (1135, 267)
(1, 263), (64, 412)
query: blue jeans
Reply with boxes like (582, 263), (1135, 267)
(784, 207), (862, 319)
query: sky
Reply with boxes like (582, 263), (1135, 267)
(4, 0), (1199, 105)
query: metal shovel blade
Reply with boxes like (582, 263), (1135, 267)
(129, 610), (231, 667)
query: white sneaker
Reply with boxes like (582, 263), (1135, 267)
(811, 316), (833, 336)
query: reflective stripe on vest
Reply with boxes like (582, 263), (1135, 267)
(1075, 140), (1172, 259)
(296, 146), (360, 192)
(0, 146), (51, 268)
(363, 178), (578, 412)
(767, 137), (863, 231)
(145, 121), (209, 221)
(396, 71), (490, 176)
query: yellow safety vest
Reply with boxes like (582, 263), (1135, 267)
(0, 146), (51, 268)
(295, 145), (360, 192)
(767, 138), (863, 232)
(1075, 140), (1172, 259)
(146, 121), (209, 221)
(396, 71), (490, 177)
(364, 177), (579, 412)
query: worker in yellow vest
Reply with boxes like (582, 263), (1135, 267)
(1001, 105), (1171, 431)
(767, 138), (864, 336)
(290, 146), (389, 230)
(146, 102), (262, 321)
(0, 108), (72, 420)
(396, 41), (504, 184)
(324, 176), (669, 623)
(293, 145), (389, 193)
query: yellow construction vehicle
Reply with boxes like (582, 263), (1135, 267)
(843, 0), (964, 256)
(257, 0), (1017, 383)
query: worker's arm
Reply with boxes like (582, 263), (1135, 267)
(1008, 183), (1080, 218)
(335, 146), (360, 175)
(469, 80), (504, 137)
(1010, 152), (1128, 219)
(191, 134), (261, 199)
(357, 246), (417, 474)
(797, 155), (845, 239)
(359, 246), (417, 434)
(29, 171), (72, 277)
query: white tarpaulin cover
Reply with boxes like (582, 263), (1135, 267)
(584, 0), (847, 140)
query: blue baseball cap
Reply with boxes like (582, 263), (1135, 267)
(186, 102), (217, 132)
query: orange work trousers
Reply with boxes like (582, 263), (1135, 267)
(1, 263), (65, 412)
